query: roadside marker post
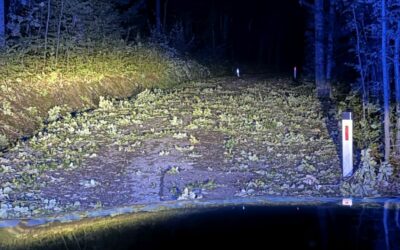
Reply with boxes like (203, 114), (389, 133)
(236, 68), (240, 78)
(342, 112), (353, 178)
(293, 66), (297, 80)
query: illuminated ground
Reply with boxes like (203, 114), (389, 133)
(0, 76), (343, 219)
(2, 198), (400, 249)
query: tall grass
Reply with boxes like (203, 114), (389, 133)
(0, 43), (210, 150)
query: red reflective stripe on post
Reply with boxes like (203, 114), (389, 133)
(345, 125), (349, 141)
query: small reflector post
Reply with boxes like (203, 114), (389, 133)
(342, 198), (353, 206)
(236, 68), (240, 78)
(342, 112), (353, 177)
(293, 66), (297, 80)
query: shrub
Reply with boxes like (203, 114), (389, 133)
(340, 148), (393, 197)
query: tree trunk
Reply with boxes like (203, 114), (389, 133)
(156, 0), (161, 33)
(44, 0), (51, 63)
(258, 35), (266, 65)
(395, 22), (400, 155)
(163, 0), (168, 32)
(326, 0), (335, 83)
(0, 0), (5, 48)
(210, 0), (216, 55)
(381, 0), (390, 161)
(212, 23), (216, 53)
(275, 31), (281, 71)
(223, 15), (229, 45)
(315, 0), (329, 98)
(56, 0), (64, 64)
(184, 14), (192, 40)
(352, 6), (367, 118)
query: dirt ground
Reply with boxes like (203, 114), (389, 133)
(0, 76), (343, 219)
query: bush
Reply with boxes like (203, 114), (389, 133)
(340, 148), (393, 197)
(337, 92), (381, 160)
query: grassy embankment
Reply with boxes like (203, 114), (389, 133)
(0, 208), (181, 250)
(0, 43), (210, 150)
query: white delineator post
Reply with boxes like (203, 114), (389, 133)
(293, 66), (297, 80)
(236, 68), (240, 78)
(342, 112), (353, 177)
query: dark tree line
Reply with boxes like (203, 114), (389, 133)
(0, 0), (4, 47)
(0, 1), (304, 68)
(0, 0), (122, 65)
(148, 0), (304, 68)
(302, 0), (400, 163)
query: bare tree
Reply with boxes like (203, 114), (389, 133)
(315, 0), (329, 97)
(352, 6), (367, 115)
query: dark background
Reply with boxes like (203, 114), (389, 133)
(144, 0), (307, 71)
(4, 0), (307, 72)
